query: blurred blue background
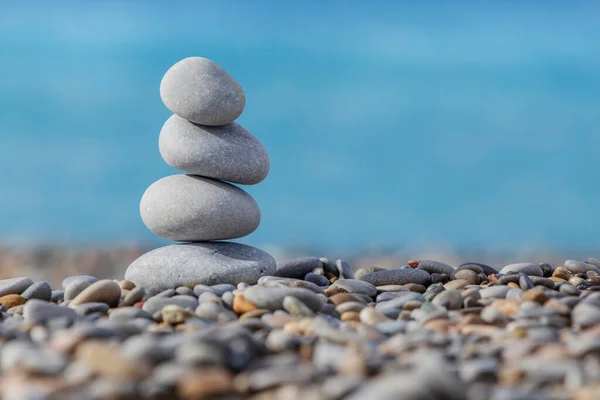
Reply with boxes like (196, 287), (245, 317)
(1, 1), (599, 253)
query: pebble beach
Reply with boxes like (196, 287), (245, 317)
(1, 257), (600, 399)
(2, 50), (599, 400)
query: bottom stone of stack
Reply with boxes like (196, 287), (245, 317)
(124, 242), (276, 296)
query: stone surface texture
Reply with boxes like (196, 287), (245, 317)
(140, 174), (260, 242)
(160, 57), (245, 126)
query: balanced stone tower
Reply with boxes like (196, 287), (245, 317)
(125, 57), (276, 295)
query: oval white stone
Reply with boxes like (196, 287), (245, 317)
(160, 57), (245, 126)
(159, 115), (269, 185)
(140, 174), (260, 241)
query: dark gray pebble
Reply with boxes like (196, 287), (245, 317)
(21, 281), (52, 301)
(274, 257), (322, 279)
(361, 268), (431, 286)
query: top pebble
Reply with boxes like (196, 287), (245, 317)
(160, 57), (246, 126)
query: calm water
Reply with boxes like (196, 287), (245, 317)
(1, 1), (599, 251)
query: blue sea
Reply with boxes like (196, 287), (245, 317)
(1, 1), (599, 252)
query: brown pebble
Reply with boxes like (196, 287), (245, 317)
(521, 289), (549, 304)
(569, 276), (584, 286)
(452, 269), (480, 285)
(178, 368), (233, 400)
(460, 324), (502, 337)
(76, 340), (149, 380)
(408, 259), (420, 268)
(424, 319), (450, 332)
(264, 314), (300, 328)
(0, 294), (26, 308)
(239, 309), (270, 320)
(499, 369), (525, 385)
(507, 282), (519, 289)
(404, 283), (426, 293)
(444, 279), (470, 290)
(133, 301), (144, 309)
(232, 292), (259, 314)
(552, 267), (571, 280)
(340, 311), (360, 321)
(490, 300), (520, 317)
(119, 280), (136, 290)
(329, 293), (364, 305)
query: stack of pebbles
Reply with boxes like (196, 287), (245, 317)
(125, 57), (275, 295)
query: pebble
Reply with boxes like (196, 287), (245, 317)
(304, 272), (330, 286)
(361, 268), (431, 286)
(62, 275), (98, 290)
(125, 242), (276, 296)
(64, 280), (91, 302)
(331, 279), (377, 297)
(1, 254), (599, 399)
(479, 285), (511, 299)
(69, 280), (121, 308)
(431, 289), (462, 310)
(273, 257), (323, 279)
(23, 299), (78, 323)
(0, 277), (34, 297)
(142, 295), (199, 315)
(140, 174), (261, 241)
(0, 294), (26, 308)
(565, 259), (600, 274)
(336, 259), (354, 279)
(417, 260), (455, 276)
(159, 115), (268, 184)
(499, 263), (543, 276)
(160, 56), (245, 126)
(282, 296), (315, 317)
(20, 281), (52, 301)
(243, 286), (325, 312)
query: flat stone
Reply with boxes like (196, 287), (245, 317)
(480, 286), (511, 299)
(21, 281), (52, 301)
(160, 56), (245, 126)
(125, 242), (276, 296)
(140, 174), (260, 241)
(274, 257), (322, 279)
(69, 280), (121, 308)
(332, 279), (377, 297)
(159, 115), (269, 184)
(361, 268), (431, 286)
(417, 260), (455, 276)
(61, 275), (98, 290)
(458, 262), (499, 275)
(142, 295), (199, 315)
(564, 259), (600, 274)
(109, 307), (153, 321)
(23, 300), (78, 323)
(499, 263), (543, 276)
(0, 277), (33, 297)
(243, 286), (325, 312)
